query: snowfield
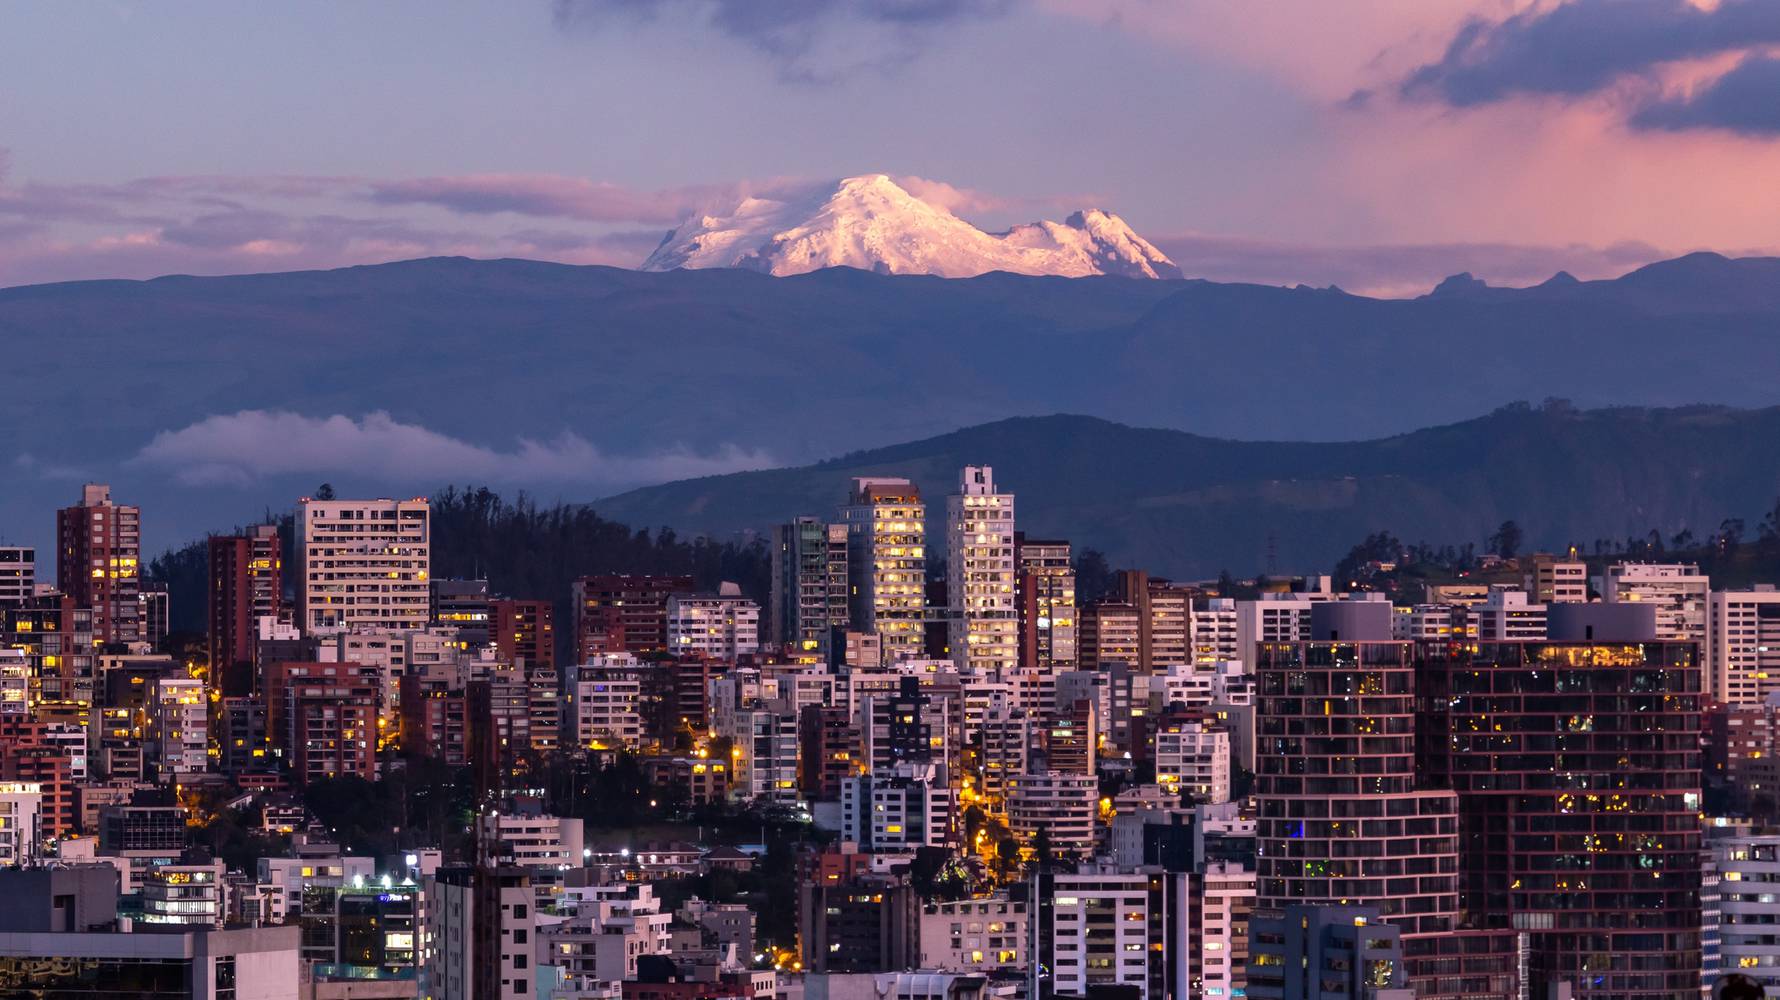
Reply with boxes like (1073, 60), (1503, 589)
(642, 174), (1181, 279)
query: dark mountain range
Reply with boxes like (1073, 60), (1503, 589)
(592, 404), (1780, 579)
(6, 251), (1780, 555)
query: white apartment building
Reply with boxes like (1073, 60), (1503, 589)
(1051, 868), (1152, 998)
(1600, 561), (1709, 647)
(1195, 862), (1255, 1000)
(0, 547), (32, 606)
(1714, 834), (1780, 993)
(0, 649), (28, 719)
(1154, 717), (1231, 804)
(427, 867), (534, 1000)
(1472, 588), (1547, 641)
(947, 466), (1018, 674)
(296, 497), (431, 635)
(723, 708), (801, 809)
(41, 723), (88, 781)
(547, 884), (674, 982)
(151, 676), (208, 778)
(255, 855), (377, 923)
(919, 894), (1027, 972)
(840, 762), (955, 851)
(841, 477), (927, 661)
(0, 783), (41, 867)
(140, 859), (226, 928)
(566, 663), (643, 750)
(1711, 588), (1780, 705)
(1007, 771), (1098, 858)
(1234, 589), (1337, 661)
(977, 697), (1030, 808)
(667, 585), (761, 660)
(1190, 598), (1240, 663)
(481, 812), (584, 868)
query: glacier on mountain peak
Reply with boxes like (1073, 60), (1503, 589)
(641, 174), (1181, 279)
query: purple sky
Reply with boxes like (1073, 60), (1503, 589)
(3, 1), (1779, 295)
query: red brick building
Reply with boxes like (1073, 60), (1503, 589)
(571, 576), (695, 661)
(206, 525), (281, 697)
(55, 484), (141, 646)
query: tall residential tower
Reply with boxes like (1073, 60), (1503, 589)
(55, 483), (140, 645)
(840, 478), (926, 663)
(947, 467), (1017, 675)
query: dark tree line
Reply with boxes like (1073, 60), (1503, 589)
(1332, 495), (1780, 594)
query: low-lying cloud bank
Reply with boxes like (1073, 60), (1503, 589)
(128, 410), (774, 491)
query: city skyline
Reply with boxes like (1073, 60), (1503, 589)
(0, 7), (1773, 995)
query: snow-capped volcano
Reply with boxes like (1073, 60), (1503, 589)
(641, 175), (1182, 279)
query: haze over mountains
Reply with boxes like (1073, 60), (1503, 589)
(6, 251), (1780, 560)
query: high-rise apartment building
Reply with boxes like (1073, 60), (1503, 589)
(1253, 602), (1460, 937)
(1189, 597), (1240, 663)
(770, 517), (849, 657)
(666, 585), (761, 660)
(206, 524), (281, 695)
(947, 466), (1017, 674)
(55, 484), (140, 644)
(1601, 561), (1709, 648)
(1079, 601), (1141, 670)
(426, 866), (536, 1000)
(294, 497), (430, 635)
(150, 676), (207, 779)
(0, 547), (34, 607)
(5, 593), (97, 706)
(490, 598), (557, 752)
(840, 477), (926, 662)
(1417, 605), (1702, 999)
(490, 599), (554, 670)
(1710, 588), (1780, 705)
(1713, 834), (1780, 993)
(1014, 535), (1076, 673)
(137, 584), (169, 650)
(1116, 570), (1190, 672)
(570, 575), (695, 660)
(288, 675), (379, 785)
(1006, 770), (1098, 858)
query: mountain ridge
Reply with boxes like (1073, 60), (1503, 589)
(7, 250), (1780, 555)
(592, 404), (1780, 579)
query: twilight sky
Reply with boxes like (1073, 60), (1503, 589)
(3, 0), (1779, 296)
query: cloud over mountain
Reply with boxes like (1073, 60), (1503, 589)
(129, 410), (773, 490)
